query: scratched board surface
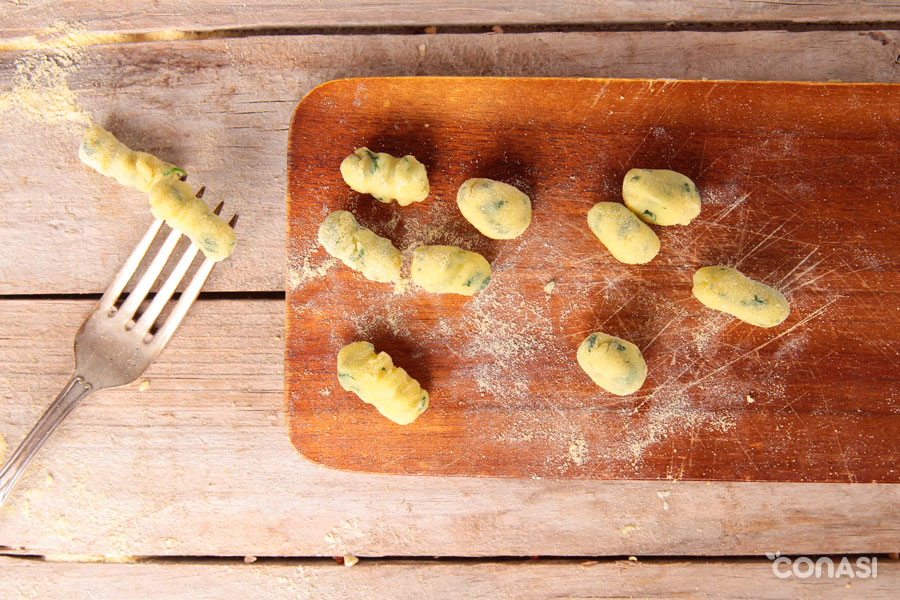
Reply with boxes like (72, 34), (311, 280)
(285, 77), (900, 482)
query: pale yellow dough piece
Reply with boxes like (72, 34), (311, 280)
(79, 123), (180, 193)
(587, 202), (660, 264)
(456, 178), (532, 239)
(340, 147), (429, 206)
(622, 168), (701, 226)
(78, 124), (236, 261)
(692, 265), (790, 328)
(148, 179), (237, 262)
(577, 332), (648, 396)
(410, 245), (491, 296)
(318, 210), (402, 283)
(337, 341), (430, 425)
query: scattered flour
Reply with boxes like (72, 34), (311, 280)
(567, 435), (587, 465)
(0, 21), (228, 53)
(0, 49), (90, 127)
(288, 255), (336, 290)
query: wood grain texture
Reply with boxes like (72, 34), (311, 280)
(2, 299), (900, 557)
(1, 556), (898, 599)
(3, 0), (900, 39)
(2, 31), (900, 294)
(286, 77), (900, 482)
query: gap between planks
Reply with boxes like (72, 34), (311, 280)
(4, 0), (900, 41)
(1, 555), (898, 600)
(5, 21), (900, 52)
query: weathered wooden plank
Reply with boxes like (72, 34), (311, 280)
(1, 299), (899, 557)
(3, 1), (900, 40)
(1, 556), (897, 599)
(1, 31), (899, 295)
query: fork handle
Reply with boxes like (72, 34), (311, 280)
(0, 375), (92, 508)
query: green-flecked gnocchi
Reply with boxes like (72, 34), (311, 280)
(79, 123), (182, 193)
(576, 332), (648, 396)
(79, 124), (236, 262)
(456, 178), (532, 239)
(692, 265), (790, 328)
(340, 147), (430, 206)
(149, 179), (237, 262)
(623, 168), (701, 226)
(587, 202), (660, 264)
(317, 210), (402, 283)
(410, 245), (491, 296)
(337, 341), (430, 425)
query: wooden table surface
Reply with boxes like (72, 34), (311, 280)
(1, 2), (899, 598)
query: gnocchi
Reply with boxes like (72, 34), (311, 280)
(340, 147), (430, 206)
(576, 332), (648, 396)
(317, 210), (402, 283)
(79, 124), (236, 262)
(692, 265), (790, 328)
(410, 245), (491, 296)
(79, 123), (182, 193)
(456, 178), (532, 239)
(623, 168), (701, 226)
(587, 202), (660, 264)
(337, 341), (430, 425)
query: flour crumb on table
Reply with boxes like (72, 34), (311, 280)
(343, 554), (359, 567)
(567, 435), (587, 465)
(0, 23), (91, 129)
(543, 280), (556, 294)
(138, 380), (150, 392)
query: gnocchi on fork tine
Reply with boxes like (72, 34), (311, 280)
(0, 203), (238, 507)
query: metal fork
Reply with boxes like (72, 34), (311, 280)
(0, 202), (237, 507)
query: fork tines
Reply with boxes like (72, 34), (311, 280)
(100, 201), (237, 348)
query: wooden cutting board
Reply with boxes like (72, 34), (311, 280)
(285, 77), (900, 482)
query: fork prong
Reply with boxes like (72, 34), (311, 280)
(117, 226), (184, 322)
(99, 219), (165, 312)
(149, 212), (238, 351)
(133, 242), (201, 337)
(149, 256), (215, 351)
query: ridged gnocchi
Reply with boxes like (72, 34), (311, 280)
(692, 265), (790, 328)
(340, 147), (430, 206)
(623, 168), (701, 226)
(317, 210), (402, 283)
(456, 178), (532, 239)
(337, 341), (430, 425)
(79, 124), (236, 262)
(587, 202), (660, 264)
(79, 124), (182, 193)
(410, 245), (491, 296)
(149, 179), (237, 262)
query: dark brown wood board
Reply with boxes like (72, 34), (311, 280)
(285, 77), (900, 482)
